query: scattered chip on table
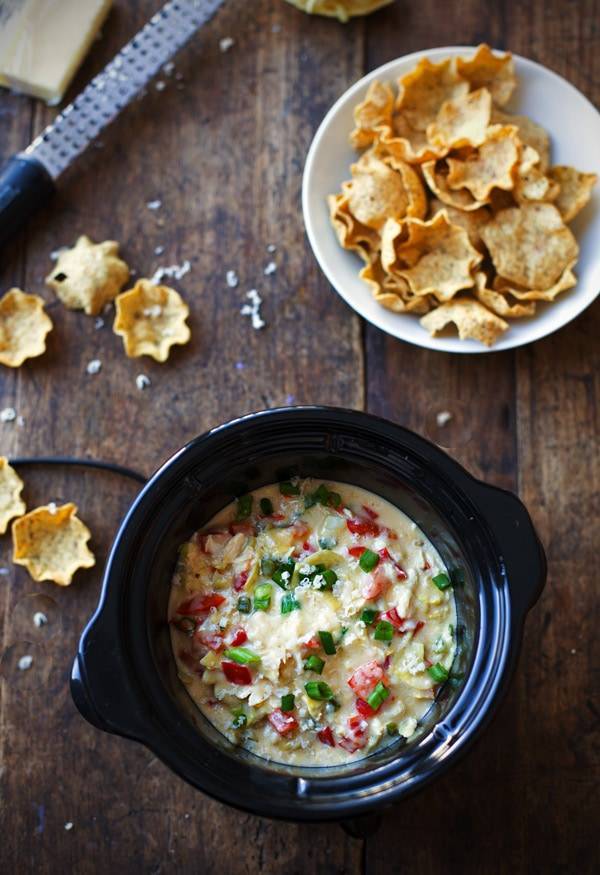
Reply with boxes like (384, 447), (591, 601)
(12, 503), (95, 586)
(113, 279), (191, 361)
(0, 288), (53, 367)
(46, 235), (129, 316)
(283, 0), (393, 22)
(0, 457), (26, 535)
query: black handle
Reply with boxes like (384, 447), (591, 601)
(0, 155), (55, 249)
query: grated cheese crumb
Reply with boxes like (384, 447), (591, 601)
(150, 260), (191, 284)
(18, 655), (33, 671)
(240, 289), (265, 330)
(219, 37), (235, 52)
(47, 502), (57, 515)
(64, 822), (73, 831)
(226, 269), (239, 288)
(146, 199), (162, 210)
(155, 80), (166, 92)
(0, 407), (16, 422)
(33, 612), (48, 628)
(154, 245), (165, 256)
(436, 410), (453, 427)
(142, 305), (162, 318)
(94, 317), (104, 330)
(136, 374), (151, 391)
(266, 244), (276, 253)
(86, 359), (102, 375)
(263, 261), (277, 276)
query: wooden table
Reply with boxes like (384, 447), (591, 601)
(0, 1), (597, 872)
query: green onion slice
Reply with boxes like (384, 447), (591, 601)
(281, 693), (295, 712)
(304, 654), (325, 674)
(237, 595), (252, 614)
(319, 568), (337, 590)
(304, 681), (334, 701)
(386, 722), (398, 736)
(359, 548), (379, 572)
(318, 630), (336, 655)
(367, 681), (390, 711)
(360, 608), (378, 625)
(281, 592), (301, 614)
(374, 620), (393, 641)
(432, 572), (451, 591)
(235, 494), (253, 520)
(260, 497), (274, 516)
(253, 583), (272, 611)
(428, 662), (450, 683)
(279, 481), (300, 496)
(223, 647), (261, 665)
(231, 708), (247, 729)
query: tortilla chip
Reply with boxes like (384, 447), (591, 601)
(12, 502), (95, 586)
(420, 297), (508, 346)
(456, 44), (516, 106)
(371, 151), (428, 218)
(547, 165), (598, 222)
(493, 261), (577, 301)
(393, 211), (482, 301)
(375, 114), (446, 164)
(473, 272), (536, 317)
(360, 258), (431, 314)
(428, 197), (491, 252)
(46, 235), (129, 316)
(422, 160), (490, 210)
(481, 203), (579, 290)
(113, 279), (191, 362)
(0, 457), (26, 534)
(427, 88), (492, 150)
(0, 288), (53, 368)
(328, 192), (380, 262)
(396, 57), (469, 131)
(350, 80), (395, 149)
(446, 125), (520, 201)
(513, 145), (560, 204)
(283, 0), (392, 22)
(347, 152), (425, 229)
(492, 108), (550, 171)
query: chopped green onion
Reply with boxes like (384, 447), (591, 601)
(235, 494), (253, 520)
(318, 536), (337, 550)
(304, 654), (325, 674)
(281, 693), (295, 712)
(367, 681), (390, 711)
(237, 595), (252, 614)
(304, 681), (334, 701)
(279, 481), (300, 496)
(432, 572), (451, 591)
(261, 557), (276, 577)
(318, 631), (336, 655)
(272, 558), (295, 589)
(374, 620), (393, 641)
(360, 608), (378, 625)
(313, 484), (330, 504)
(319, 568), (338, 590)
(231, 708), (247, 729)
(281, 592), (301, 614)
(359, 548), (379, 573)
(428, 662), (449, 683)
(386, 722), (398, 736)
(260, 497), (274, 516)
(327, 491), (342, 508)
(223, 647), (261, 665)
(253, 583), (272, 611)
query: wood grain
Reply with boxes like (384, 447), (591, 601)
(0, 0), (598, 872)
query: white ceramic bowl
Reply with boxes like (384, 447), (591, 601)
(303, 46), (600, 353)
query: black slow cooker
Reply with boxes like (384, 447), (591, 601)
(71, 407), (546, 826)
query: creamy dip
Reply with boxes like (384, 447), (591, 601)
(169, 479), (457, 766)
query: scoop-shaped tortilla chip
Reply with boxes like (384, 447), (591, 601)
(375, 114), (447, 165)
(360, 257), (432, 314)
(396, 57), (469, 131)
(456, 44), (516, 106)
(420, 297), (508, 346)
(0, 457), (26, 534)
(547, 165), (598, 222)
(113, 280), (191, 362)
(0, 288), (53, 368)
(422, 160), (490, 210)
(473, 272), (535, 317)
(493, 261), (577, 301)
(350, 80), (395, 149)
(427, 88), (492, 150)
(481, 203), (579, 290)
(446, 125), (520, 201)
(428, 197), (491, 252)
(393, 211), (482, 301)
(328, 192), (379, 263)
(284, 0), (392, 22)
(12, 502), (95, 586)
(492, 108), (550, 171)
(344, 151), (427, 230)
(46, 235), (129, 316)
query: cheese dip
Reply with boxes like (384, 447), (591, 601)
(169, 479), (457, 765)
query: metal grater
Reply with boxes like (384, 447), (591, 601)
(0, 0), (225, 246)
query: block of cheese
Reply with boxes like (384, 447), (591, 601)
(0, 0), (112, 105)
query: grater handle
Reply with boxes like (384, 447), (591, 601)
(0, 155), (55, 249)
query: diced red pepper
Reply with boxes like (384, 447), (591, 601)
(346, 517), (380, 537)
(381, 607), (404, 629)
(362, 570), (392, 600)
(228, 627), (248, 646)
(233, 570), (249, 592)
(194, 629), (224, 652)
(270, 513), (286, 521)
(177, 593), (226, 615)
(395, 566), (408, 581)
(268, 708), (298, 735)
(221, 661), (252, 685)
(422, 559), (431, 570)
(301, 636), (321, 651)
(362, 504), (379, 520)
(356, 698), (376, 718)
(377, 547), (407, 581)
(338, 736), (361, 753)
(414, 621), (425, 634)
(317, 726), (336, 747)
(229, 521), (256, 536)
(382, 654), (392, 671)
(349, 545), (367, 558)
(302, 540), (313, 552)
(339, 714), (368, 752)
(348, 660), (384, 699)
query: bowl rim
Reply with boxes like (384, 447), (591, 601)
(302, 45), (600, 354)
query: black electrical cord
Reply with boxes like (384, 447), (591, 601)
(9, 456), (148, 485)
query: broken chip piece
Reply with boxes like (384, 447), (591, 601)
(0, 288), (53, 367)
(420, 297), (508, 346)
(0, 457), (26, 535)
(46, 235), (129, 316)
(12, 502), (95, 586)
(113, 279), (191, 361)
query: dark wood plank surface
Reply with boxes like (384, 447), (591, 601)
(0, 1), (598, 872)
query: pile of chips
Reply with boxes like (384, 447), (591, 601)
(284, 0), (392, 21)
(329, 45), (597, 345)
